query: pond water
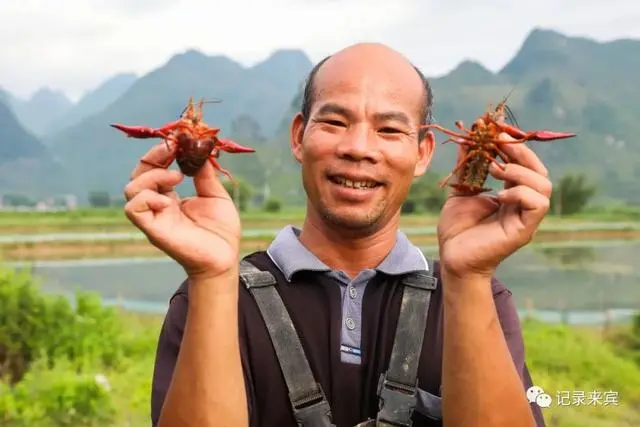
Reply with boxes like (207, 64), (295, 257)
(7, 239), (640, 325)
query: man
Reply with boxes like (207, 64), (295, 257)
(124, 43), (549, 427)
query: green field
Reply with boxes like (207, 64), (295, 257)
(0, 204), (639, 234)
(0, 206), (639, 262)
(2, 265), (640, 426)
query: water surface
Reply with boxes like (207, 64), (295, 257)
(9, 239), (639, 324)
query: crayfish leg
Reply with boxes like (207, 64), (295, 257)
(494, 146), (511, 163)
(454, 120), (472, 134)
(209, 156), (235, 183)
(421, 124), (470, 140)
(450, 183), (490, 195)
(438, 172), (455, 189)
(442, 138), (475, 147)
(438, 149), (478, 189)
(482, 152), (506, 171)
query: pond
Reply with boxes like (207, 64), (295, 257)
(7, 239), (640, 325)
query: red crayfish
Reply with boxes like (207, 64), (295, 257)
(110, 97), (255, 182)
(421, 92), (576, 195)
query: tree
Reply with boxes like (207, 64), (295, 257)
(222, 177), (254, 212)
(402, 172), (446, 214)
(88, 191), (111, 207)
(550, 172), (597, 216)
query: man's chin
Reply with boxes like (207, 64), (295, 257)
(320, 207), (383, 233)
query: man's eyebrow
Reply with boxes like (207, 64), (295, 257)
(315, 103), (353, 119)
(373, 111), (411, 126)
(315, 103), (411, 126)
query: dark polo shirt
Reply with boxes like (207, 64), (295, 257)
(151, 225), (545, 426)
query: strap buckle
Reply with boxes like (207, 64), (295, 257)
(376, 373), (417, 427)
(291, 384), (335, 427)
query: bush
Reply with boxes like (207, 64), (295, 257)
(263, 197), (282, 212)
(0, 358), (115, 426)
(0, 266), (126, 425)
(0, 267), (124, 385)
(3, 262), (640, 426)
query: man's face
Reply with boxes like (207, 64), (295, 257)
(290, 46), (435, 234)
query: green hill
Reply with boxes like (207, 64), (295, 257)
(41, 49), (313, 201)
(0, 27), (638, 206)
(0, 99), (67, 198)
(264, 28), (640, 206)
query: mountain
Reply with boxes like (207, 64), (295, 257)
(2, 28), (639, 205)
(263, 28), (640, 205)
(45, 73), (138, 136)
(9, 88), (73, 137)
(41, 48), (314, 200)
(0, 99), (67, 197)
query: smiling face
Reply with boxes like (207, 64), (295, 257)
(290, 44), (435, 234)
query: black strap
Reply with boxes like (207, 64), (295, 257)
(239, 258), (437, 427)
(376, 266), (438, 427)
(239, 260), (336, 427)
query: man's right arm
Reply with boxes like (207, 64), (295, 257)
(151, 269), (248, 427)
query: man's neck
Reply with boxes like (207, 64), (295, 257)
(298, 208), (400, 279)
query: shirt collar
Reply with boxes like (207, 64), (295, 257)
(266, 225), (429, 281)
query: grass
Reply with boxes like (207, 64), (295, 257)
(15, 312), (640, 427)
(0, 204), (639, 234)
(522, 318), (640, 426)
(3, 259), (640, 426)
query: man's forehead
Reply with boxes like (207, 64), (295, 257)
(312, 70), (423, 119)
(311, 48), (423, 107)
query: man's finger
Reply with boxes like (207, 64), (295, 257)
(124, 189), (174, 229)
(129, 140), (176, 181)
(497, 185), (550, 229)
(495, 133), (548, 177)
(193, 160), (233, 200)
(489, 162), (552, 198)
(124, 168), (183, 201)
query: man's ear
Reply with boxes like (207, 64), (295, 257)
(414, 130), (436, 177)
(290, 112), (305, 164)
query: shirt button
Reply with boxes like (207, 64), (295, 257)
(349, 286), (357, 299)
(345, 317), (356, 330)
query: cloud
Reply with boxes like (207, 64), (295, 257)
(0, 0), (638, 101)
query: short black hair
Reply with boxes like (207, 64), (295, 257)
(299, 54), (434, 140)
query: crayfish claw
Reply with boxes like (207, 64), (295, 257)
(528, 130), (577, 141)
(216, 137), (256, 153)
(110, 123), (166, 139)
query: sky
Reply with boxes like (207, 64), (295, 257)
(1, 0), (638, 102)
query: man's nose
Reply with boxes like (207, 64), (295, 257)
(335, 126), (380, 162)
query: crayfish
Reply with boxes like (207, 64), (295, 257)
(421, 93), (576, 195)
(110, 97), (255, 182)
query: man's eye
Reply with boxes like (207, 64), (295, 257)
(324, 120), (345, 127)
(379, 127), (401, 133)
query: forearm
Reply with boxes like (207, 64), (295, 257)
(158, 267), (248, 427)
(440, 269), (534, 427)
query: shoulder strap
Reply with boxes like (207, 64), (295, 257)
(375, 264), (438, 427)
(239, 259), (336, 427)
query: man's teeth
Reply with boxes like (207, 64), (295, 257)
(334, 177), (377, 188)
